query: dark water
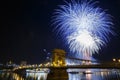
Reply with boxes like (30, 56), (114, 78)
(0, 69), (120, 80)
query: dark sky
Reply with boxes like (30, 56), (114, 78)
(0, 0), (120, 64)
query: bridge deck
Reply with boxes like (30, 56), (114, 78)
(40, 65), (120, 69)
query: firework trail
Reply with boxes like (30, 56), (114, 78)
(52, 0), (114, 59)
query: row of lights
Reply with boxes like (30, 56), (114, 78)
(113, 58), (120, 63)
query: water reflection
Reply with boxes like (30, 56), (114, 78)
(67, 69), (92, 80)
(26, 72), (48, 80)
(0, 69), (120, 80)
(26, 68), (49, 80)
(0, 71), (49, 80)
(13, 73), (24, 80)
(0, 72), (24, 80)
(67, 69), (120, 80)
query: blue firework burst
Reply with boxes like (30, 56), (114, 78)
(52, 0), (114, 59)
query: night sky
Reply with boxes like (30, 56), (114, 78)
(0, 0), (120, 64)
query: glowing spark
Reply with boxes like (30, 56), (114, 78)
(67, 30), (104, 58)
(52, 0), (114, 59)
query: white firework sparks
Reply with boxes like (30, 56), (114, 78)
(52, 0), (114, 59)
(67, 30), (104, 58)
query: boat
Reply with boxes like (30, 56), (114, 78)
(83, 70), (93, 74)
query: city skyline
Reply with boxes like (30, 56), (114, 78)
(0, 0), (120, 64)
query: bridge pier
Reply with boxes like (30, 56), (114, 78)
(47, 68), (68, 80)
(14, 69), (26, 75)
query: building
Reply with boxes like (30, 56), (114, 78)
(20, 61), (27, 66)
(52, 49), (66, 66)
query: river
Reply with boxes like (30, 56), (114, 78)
(0, 69), (120, 80)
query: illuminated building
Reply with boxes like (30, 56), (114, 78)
(52, 49), (66, 66)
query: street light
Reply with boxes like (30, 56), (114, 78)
(113, 58), (116, 62)
(118, 59), (120, 63)
(112, 58), (120, 67)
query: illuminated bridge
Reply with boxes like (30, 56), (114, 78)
(13, 64), (120, 71)
(12, 49), (120, 72)
(13, 57), (120, 72)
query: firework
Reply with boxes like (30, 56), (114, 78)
(52, 0), (114, 59)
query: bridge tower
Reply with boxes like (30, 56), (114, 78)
(52, 49), (66, 67)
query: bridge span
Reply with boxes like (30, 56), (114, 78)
(13, 63), (120, 72)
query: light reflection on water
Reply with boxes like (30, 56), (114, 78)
(26, 72), (48, 80)
(0, 69), (120, 80)
(0, 72), (24, 80)
(67, 69), (120, 80)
